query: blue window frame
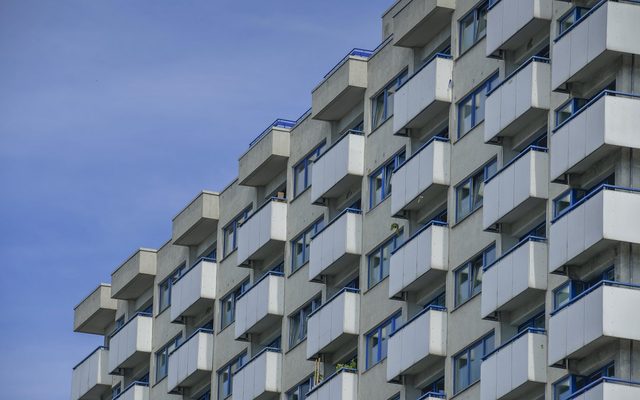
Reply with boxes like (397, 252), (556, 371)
(558, 6), (590, 36)
(554, 362), (614, 400)
(220, 279), (250, 329)
(367, 230), (404, 288)
(217, 352), (248, 400)
(293, 141), (325, 197)
(286, 375), (313, 400)
(455, 158), (497, 221)
(372, 70), (409, 129)
(426, 291), (446, 308)
(459, 1), (488, 54)
(158, 263), (186, 312)
(291, 218), (325, 272)
(555, 98), (588, 127)
(369, 150), (406, 208)
(517, 311), (545, 333)
(458, 73), (499, 137)
(519, 221), (546, 241)
(553, 175), (615, 218)
(421, 375), (445, 396)
(223, 206), (252, 257)
(365, 312), (401, 369)
(553, 267), (614, 310)
(155, 333), (182, 382)
(288, 296), (321, 348)
(453, 332), (495, 394)
(454, 244), (496, 306)
(197, 390), (211, 400)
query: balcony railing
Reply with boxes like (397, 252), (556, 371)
(73, 284), (117, 335)
(307, 288), (360, 359)
(234, 271), (284, 339)
(172, 191), (219, 246)
(391, 0), (455, 48)
(108, 312), (153, 374)
(71, 346), (110, 400)
(110, 248), (157, 300)
(167, 328), (214, 391)
(564, 377), (640, 400)
(306, 368), (358, 400)
(232, 347), (282, 400)
(170, 257), (216, 323)
(238, 122), (292, 187)
(237, 197), (287, 265)
(113, 381), (149, 400)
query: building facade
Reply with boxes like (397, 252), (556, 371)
(70, 0), (640, 399)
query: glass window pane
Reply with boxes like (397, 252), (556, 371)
(294, 163), (306, 195)
(289, 313), (301, 347)
(554, 283), (571, 309)
(474, 90), (486, 127)
(471, 257), (483, 296)
(381, 243), (391, 280)
(372, 93), (386, 129)
(476, 5), (488, 40)
(460, 14), (475, 53)
(469, 343), (482, 383)
(371, 170), (384, 207)
(472, 171), (485, 209)
(459, 97), (474, 135)
(454, 351), (469, 393)
(369, 252), (382, 287)
(456, 180), (472, 219)
(555, 377), (572, 400)
(456, 265), (470, 304)
(293, 237), (304, 269)
(367, 331), (380, 367)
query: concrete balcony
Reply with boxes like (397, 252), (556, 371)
(238, 120), (294, 187)
(234, 272), (284, 340)
(309, 209), (362, 281)
(108, 312), (153, 374)
(548, 281), (640, 365)
(310, 131), (365, 204)
(172, 191), (219, 246)
(564, 378), (640, 400)
(480, 329), (547, 400)
(391, 0), (455, 48)
(550, 91), (640, 181)
(111, 248), (157, 300)
(387, 306), (447, 381)
(114, 382), (149, 400)
(549, 185), (640, 273)
(481, 237), (547, 319)
(232, 348), (282, 400)
(484, 57), (550, 143)
(312, 49), (371, 121)
(482, 146), (548, 230)
(74, 284), (117, 335)
(393, 54), (453, 134)
(306, 369), (358, 400)
(486, 0), (551, 56)
(307, 288), (360, 359)
(390, 137), (450, 217)
(170, 257), (217, 323)
(237, 198), (287, 265)
(71, 346), (110, 400)
(389, 221), (448, 299)
(551, 1), (640, 90)
(167, 329), (213, 392)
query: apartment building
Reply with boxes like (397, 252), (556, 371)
(70, 0), (640, 399)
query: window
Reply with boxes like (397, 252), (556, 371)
(555, 98), (587, 127)
(203, 247), (217, 261)
(223, 206), (252, 257)
(458, 73), (499, 137)
(455, 244), (496, 306)
(112, 385), (122, 399)
(553, 175), (615, 218)
(197, 391), (211, 400)
(155, 334), (182, 382)
(369, 150), (406, 208)
(519, 222), (546, 241)
(368, 230), (404, 288)
(158, 263), (186, 312)
(217, 352), (248, 400)
(554, 363), (614, 400)
(459, 1), (488, 54)
(455, 159), (497, 221)
(220, 279), (250, 329)
(426, 292), (446, 308)
(422, 376), (445, 396)
(365, 312), (401, 369)
(294, 142), (325, 197)
(517, 312), (545, 332)
(453, 332), (495, 394)
(289, 296), (321, 348)
(291, 218), (325, 272)
(553, 267), (615, 310)
(372, 70), (409, 129)
(286, 375), (313, 400)
(558, 6), (589, 35)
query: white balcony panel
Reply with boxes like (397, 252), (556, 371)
(486, 0), (551, 55)
(74, 284), (117, 335)
(306, 369), (358, 400)
(309, 211), (362, 281)
(172, 191), (219, 246)
(568, 379), (640, 400)
(238, 123), (291, 187)
(481, 330), (547, 400)
(170, 258), (217, 323)
(550, 93), (640, 181)
(389, 222), (448, 299)
(108, 314), (153, 373)
(232, 349), (282, 400)
(390, 138), (450, 216)
(387, 307), (447, 381)
(392, 0), (455, 48)
(237, 199), (287, 264)
(111, 249), (156, 300)
(311, 133), (364, 204)
(307, 289), (360, 359)
(117, 383), (149, 400)
(71, 347), (110, 400)
(482, 239), (547, 319)
(393, 56), (453, 133)
(549, 187), (640, 273)
(548, 283), (640, 365)
(167, 330), (213, 392)
(483, 148), (548, 230)
(552, 1), (640, 89)
(235, 273), (284, 339)
(484, 59), (550, 143)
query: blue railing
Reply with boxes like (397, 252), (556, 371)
(306, 368), (358, 396)
(232, 347), (281, 376)
(487, 56), (550, 96)
(169, 328), (214, 356)
(552, 90), (640, 133)
(313, 129), (364, 164)
(482, 327), (546, 361)
(388, 304), (447, 338)
(113, 381), (149, 400)
(307, 287), (360, 320)
(550, 184), (640, 224)
(554, 0), (610, 42)
(485, 145), (548, 184)
(248, 119), (296, 149)
(417, 391), (447, 400)
(109, 311), (152, 338)
(292, 108), (312, 129)
(394, 136), (449, 173)
(396, 53), (452, 92)
(391, 220), (448, 255)
(241, 197), (287, 226)
(487, 0), (502, 10)
(172, 256), (216, 286)
(235, 270), (284, 302)
(72, 345), (108, 370)
(310, 208), (362, 240)
(551, 280), (640, 316)
(565, 377), (640, 400)
(483, 235), (547, 272)
(322, 48), (374, 80)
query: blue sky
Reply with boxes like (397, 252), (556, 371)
(0, 0), (391, 397)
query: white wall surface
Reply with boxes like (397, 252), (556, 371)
(232, 350), (282, 400)
(311, 134), (365, 203)
(235, 274), (284, 339)
(486, 0), (551, 55)
(237, 200), (287, 264)
(307, 290), (360, 359)
(71, 347), (110, 400)
(170, 259), (216, 322)
(108, 315), (152, 373)
(309, 211), (362, 281)
(167, 331), (213, 392)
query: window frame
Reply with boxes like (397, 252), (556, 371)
(365, 312), (401, 369)
(369, 150), (406, 209)
(455, 158), (497, 222)
(288, 295), (322, 348)
(457, 72), (499, 138)
(217, 352), (248, 400)
(554, 97), (588, 128)
(453, 331), (495, 394)
(220, 279), (250, 330)
(553, 362), (615, 400)
(155, 333), (182, 383)
(222, 206), (252, 257)
(454, 243), (496, 306)
(158, 263), (186, 313)
(371, 69), (409, 130)
(367, 229), (404, 288)
(558, 6), (590, 36)
(293, 141), (326, 197)
(459, 1), (489, 54)
(290, 218), (325, 272)
(286, 374), (314, 400)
